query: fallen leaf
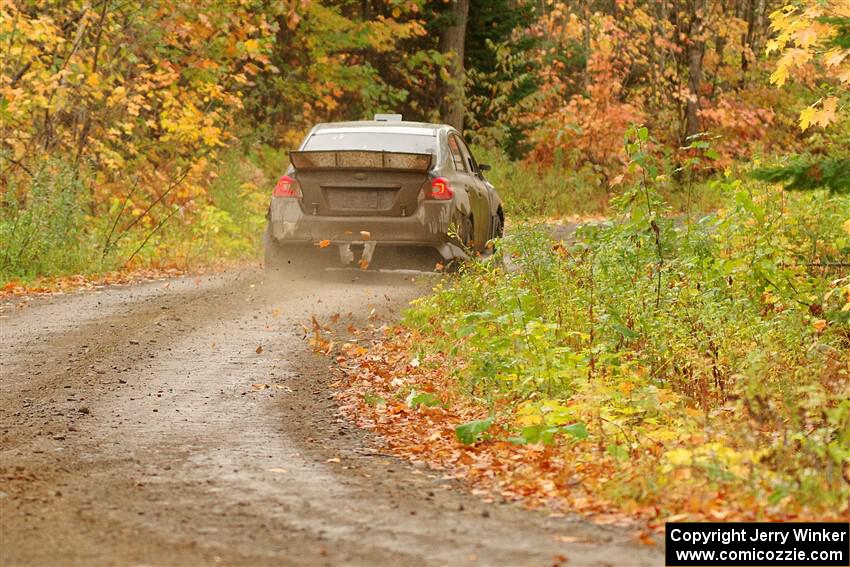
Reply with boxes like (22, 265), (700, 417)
(359, 258), (370, 270)
(360, 231), (371, 241)
(318, 239), (331, 249)
(256, 345), (264, 354)
(326, 457), (341, 463)
(252, 383), (269, 390)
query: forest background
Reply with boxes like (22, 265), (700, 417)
(1, 0), (847, 282)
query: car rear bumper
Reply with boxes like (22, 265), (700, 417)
(268, 198), (465, 260)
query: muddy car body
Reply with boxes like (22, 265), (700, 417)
(264, 117), (503, 270)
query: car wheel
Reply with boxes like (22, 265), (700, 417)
(453, 213), (474, 250)
(466, 215), (476, 251)
(484, 214), (503, 257)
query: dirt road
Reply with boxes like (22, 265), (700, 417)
(1, 268), (662, 566)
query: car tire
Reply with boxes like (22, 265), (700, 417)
(494, 212), (504, 238)
(484, 214), (503, 258)
(264, 223), (334, 279)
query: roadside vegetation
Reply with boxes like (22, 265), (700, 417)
(382, 130), (849, 522)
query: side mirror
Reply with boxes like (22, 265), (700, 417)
(478, 163), (491, 172)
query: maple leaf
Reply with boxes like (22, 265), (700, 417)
(815, 97), (838, 128)
(799, 105), (817, 130)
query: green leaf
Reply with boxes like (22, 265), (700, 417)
(607, 443), (630, 461)
(520, 424), (557, 445)
(562, 422), (589, 440)
(406, 390), (442, 409)
(611, 322), (640, 340)
(456, 325), (477, 338)
(455, 417), (494, 444)
(363, 392), (386, 407)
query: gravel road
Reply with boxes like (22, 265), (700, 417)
(0, 267), (662, 566)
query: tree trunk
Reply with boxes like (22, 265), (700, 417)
(439, 0), (469, 131)
(583, 0), (591, 93)
(741, 0), (756, 77)
(684, 0), (706, 143)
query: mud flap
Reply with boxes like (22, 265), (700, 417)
(271, 200), (304, 240)
(337, 241), (378, 267)
(338, 243), (355, 265)
(436, 242), (468, 261)
(361, 241), (377, 265)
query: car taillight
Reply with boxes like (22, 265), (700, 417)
(425, 177), (453, 200)
(273, 175), (300, 198)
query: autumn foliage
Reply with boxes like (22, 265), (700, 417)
(330, 167), (849, 526)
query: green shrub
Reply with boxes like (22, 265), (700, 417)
(406, 142), (850, 514)
(0, 158), (98, 280)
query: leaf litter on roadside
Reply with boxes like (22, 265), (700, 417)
(321, 325), (848, 531)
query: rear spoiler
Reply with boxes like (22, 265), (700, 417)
(289, 150), (433, 172)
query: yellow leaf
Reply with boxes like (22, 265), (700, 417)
(318, 239), (331, 249)
(815, 97), (838, 128)
(824, 47), (848, 68)
(770, 65), (789, 87)
(799, 105), (817, 130)
(244, 38), (260, 55)
(664, 448), (693, 467)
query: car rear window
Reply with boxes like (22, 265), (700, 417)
(304, 131), (436, 153)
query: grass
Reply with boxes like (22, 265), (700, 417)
(0, 148), (280, 286)
(475, 145), (728, 220)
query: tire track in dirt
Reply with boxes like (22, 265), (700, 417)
(1, 268), (662, 566)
